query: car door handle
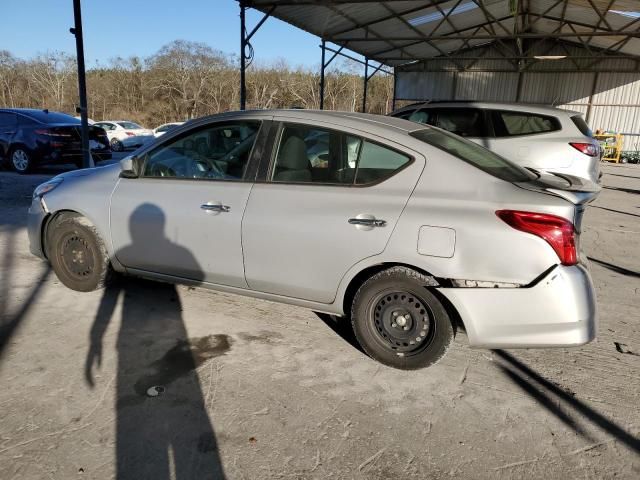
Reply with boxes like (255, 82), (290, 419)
(348, 218), (386, 227)
(201, 203), (230, 213)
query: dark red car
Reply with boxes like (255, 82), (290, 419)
(0, 108), (111, 173)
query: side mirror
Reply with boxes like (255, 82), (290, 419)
(119, 155), (138, 178)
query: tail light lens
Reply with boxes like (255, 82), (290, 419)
(34, 128), (72, 137)
(125, 131), (136, 136)
(496, 210), (578, 266)
(569, 142), (599, 157)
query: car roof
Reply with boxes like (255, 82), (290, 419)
(0, 108), (64, 116)
(193, 109), (424, 134)
(393, 101), (582, 117)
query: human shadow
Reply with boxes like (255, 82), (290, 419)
(493, 350), (640, 453)
(85, 204), (227, 479)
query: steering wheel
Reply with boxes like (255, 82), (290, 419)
(150, 163), (176, 177)
(218, 133), (257, 165)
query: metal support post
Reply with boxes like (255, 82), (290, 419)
(320, 40), (326, 110)
(362, 58), (369, 113)
(71, 0), (93, 168)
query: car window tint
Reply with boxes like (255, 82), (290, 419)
(432, 108), (484, 137)
(410, 128), (535, 183)
(0, 112), (17, 128)
(393, 110), (415, 120)
(492, 111), (561, 137)
(143, 121), (260, 180)
(408, 109), (434, 125)
(18, 115), (38, 126)
(271, 124), (361, 185)
(355, 141), (411, 185)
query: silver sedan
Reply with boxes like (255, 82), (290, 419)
(28, 110), (600, 369)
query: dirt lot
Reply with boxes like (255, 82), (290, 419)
(0, 162), (639, 479)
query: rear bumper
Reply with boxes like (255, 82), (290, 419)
(438, 264), (597, 348)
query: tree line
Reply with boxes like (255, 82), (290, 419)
(0, 40), (394, 128)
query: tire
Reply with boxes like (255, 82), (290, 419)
(10, 146), (32, 174)
(111, 138), (123, 152)
(47, 214), (113, 292)
(351, 267), (454, 370)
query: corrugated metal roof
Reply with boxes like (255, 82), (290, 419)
(247, 0), (640, 68)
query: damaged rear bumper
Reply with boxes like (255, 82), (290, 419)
(438, 264), (597, 348)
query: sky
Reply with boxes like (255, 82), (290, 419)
(1, 0), (334, 69)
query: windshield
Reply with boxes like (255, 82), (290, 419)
(410, 128), (536, 182)
(118, 121), (142, 129)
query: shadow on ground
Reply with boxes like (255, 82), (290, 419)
(493, 350), (640, 454)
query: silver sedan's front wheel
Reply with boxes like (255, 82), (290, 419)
(11, 148), (32, 174)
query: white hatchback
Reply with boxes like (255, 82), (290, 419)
(392, 102), (602, 183)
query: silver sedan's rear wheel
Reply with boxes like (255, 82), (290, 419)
(11, 147), (32, 173)
(351, 267), (454, 370)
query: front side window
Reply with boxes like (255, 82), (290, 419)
(431, 108), (486, 137)
(408, 109), (435, 125)
(491, 110), (561, 137)
(271, 123), (411, 185)
(410, 128), (535, 183)
(143, 121), (260, 180)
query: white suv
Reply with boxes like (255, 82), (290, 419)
(392, 102), (601, 183)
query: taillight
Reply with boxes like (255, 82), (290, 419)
(34, 128), (72, 137)
(569, 142), (599, 157)
(496, 210), (577, 266)
(125, 131), (136, 136)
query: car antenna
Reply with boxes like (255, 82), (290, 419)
(43, 109), (49, 114)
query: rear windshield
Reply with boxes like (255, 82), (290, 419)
(118, 121), (142, 129)
(23, 110), (79, 124)
(570, 115), (593, 137)
(410, 128), (535, 182)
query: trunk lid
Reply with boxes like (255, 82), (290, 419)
(514, 170), (600, 233)
(514, 170), (600, 206)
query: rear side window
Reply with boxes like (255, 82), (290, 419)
(18, 115), (38, 126)
(410, 128), (535, 182)
(0, 112), (17, 128)
(355, 141), (411, 185)
(430, 108), (486, 137)
(491, 110), (561, 137)
(118, 121), (142, 129)
(408, 109), (435, 125)
(270, 123), (411, 186)
(570, 115), (593, 137)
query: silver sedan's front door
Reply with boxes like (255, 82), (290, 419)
(110, 119), (265, 287)
(242, 121), (425, 304)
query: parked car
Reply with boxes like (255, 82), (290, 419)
(28, 110), (599, 370)
(74, 116), (96, 125)
(153, 122), (185, 137)
(391, 101), (601, 184)
(0, 108), (111, 173)
(93, 120), (154, 152)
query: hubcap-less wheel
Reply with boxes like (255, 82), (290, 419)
(111, 139), (123, 152)
(371, 291), (435, 356)
(12, 149), (29, 172)
(58, 232), (96, 280)
(350, 267), (454, 370)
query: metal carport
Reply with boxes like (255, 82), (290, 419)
(239, 1), (640, 148)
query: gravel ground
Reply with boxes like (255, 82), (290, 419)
(0, 161), (639, 479)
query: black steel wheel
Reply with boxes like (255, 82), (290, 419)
(48, 213), (113, 292)
(351, 267), (454, 370)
